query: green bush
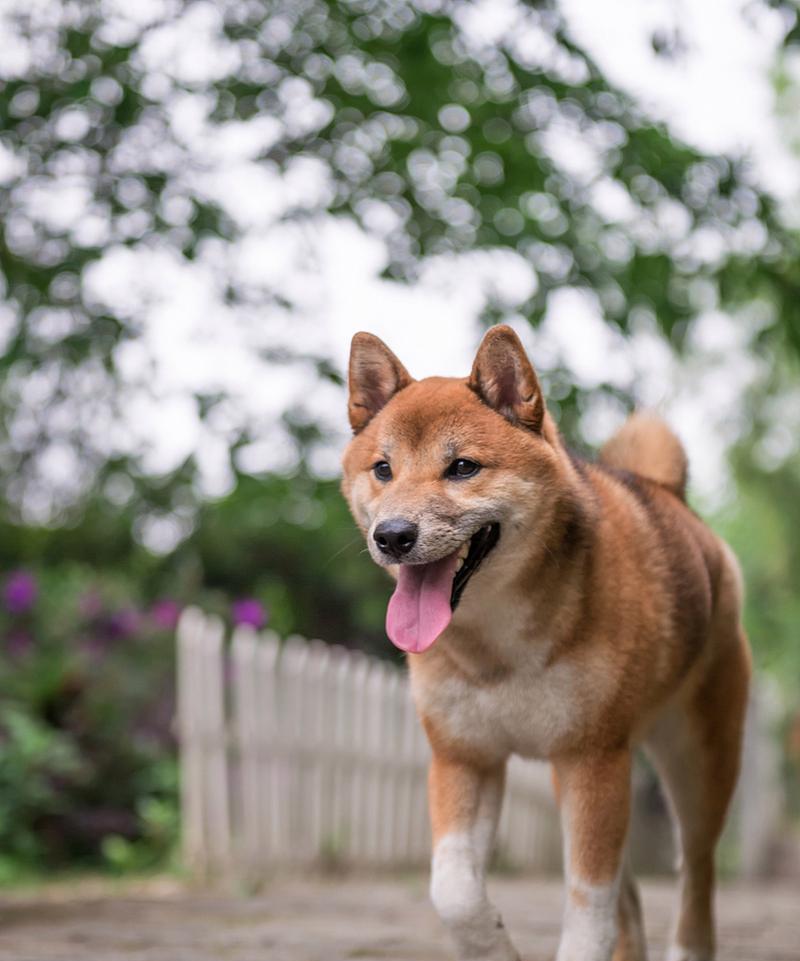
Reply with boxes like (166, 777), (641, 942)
(0, 566), (180, 878)
(0, 470), (393, 881)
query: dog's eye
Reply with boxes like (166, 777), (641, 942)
(373, 461), (392, 481)
(446, 459), (481, 479)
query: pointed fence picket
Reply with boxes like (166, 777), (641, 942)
(177, 608), (230, 879)
(176, 608), (561, 879)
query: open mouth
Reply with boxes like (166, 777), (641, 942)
(451, 522), (501, 610)
(384, 522), (501, 655)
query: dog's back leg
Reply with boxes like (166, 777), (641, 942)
(428, 752), (520, 961)
(644, 631), (750, 961)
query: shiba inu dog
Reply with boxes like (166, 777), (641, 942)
(341, 326), (750, 961)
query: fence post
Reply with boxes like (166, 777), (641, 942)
(306, 641), (331, 863)
(231, 624), (260, 883)
(200, 613), (231, 877)
(348, 652), (371, 864)
(258, 630), (281, 867)
(177, 607), (208, 878)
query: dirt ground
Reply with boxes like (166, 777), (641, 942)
(0, 875), (798, 961)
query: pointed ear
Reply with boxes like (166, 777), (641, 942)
(468, 325), (545, 432)
(347, 332), (413, 433)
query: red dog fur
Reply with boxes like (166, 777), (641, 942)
(341, 326), (750, 961)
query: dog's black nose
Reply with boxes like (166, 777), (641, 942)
(374, 519), (418, 558)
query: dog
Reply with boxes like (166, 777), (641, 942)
(340, 325), (750, 961)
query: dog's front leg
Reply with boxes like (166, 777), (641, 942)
(553, 749), (632, 961)
(428, 752), (519, 961)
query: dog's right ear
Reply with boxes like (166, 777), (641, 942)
(347, 332), (413, 433)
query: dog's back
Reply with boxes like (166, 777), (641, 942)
(596, 414), (744, 679)
(559, 413), (747, 728)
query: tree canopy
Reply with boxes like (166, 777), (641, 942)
(1, 0), (799, 522)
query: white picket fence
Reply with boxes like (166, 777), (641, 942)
(176, 607), (562, 881)
(176, 607), (783, 882)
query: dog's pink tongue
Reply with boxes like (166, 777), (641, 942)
(386, 554), (458, 654)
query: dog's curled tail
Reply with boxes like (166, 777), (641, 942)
(599, 413), (688, 499)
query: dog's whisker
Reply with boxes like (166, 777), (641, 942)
(323, 537), (363, 566)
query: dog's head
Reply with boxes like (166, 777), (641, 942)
(341, 325), (564, 654)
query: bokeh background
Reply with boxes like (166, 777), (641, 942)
(1, 0), (799, 883)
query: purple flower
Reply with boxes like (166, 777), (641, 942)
(150, 599), (182, 631)
(106, 608), (141, 640)
(3, 571), (37, 614)
(231, 598), (267, 629)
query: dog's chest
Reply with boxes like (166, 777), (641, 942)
(411, 630), (611, 762)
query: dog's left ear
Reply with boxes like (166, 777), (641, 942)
(348, 332), (414, 433)
(469, 325), (545, 433)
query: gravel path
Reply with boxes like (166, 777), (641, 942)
(0, 875), (797, 961)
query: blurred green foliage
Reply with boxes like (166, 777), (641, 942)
(1, 0), (799, 504)
(0, 474), (397, 879)
(0, 0), (799, 877)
